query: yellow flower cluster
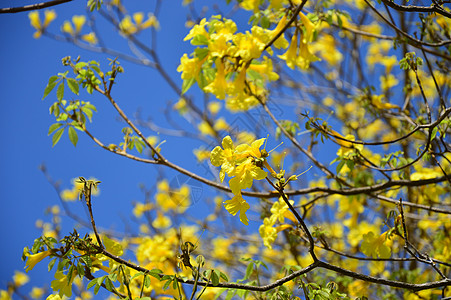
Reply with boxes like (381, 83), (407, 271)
(210, 136), (268, 224)
(119, 12), (159, 35)
(278, 12), (320, 70)
(61, 15), (98, 45)
(154, 180), (191, 213)
(259, 197), (296, 248)
(28, 10), (57, 39)
(178, 15), (284, 111)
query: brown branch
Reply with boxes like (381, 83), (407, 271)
(364, 0), (451, 48)
(0, 0), (72, 13)
(262, 0), (308, 52)
(95, 244), (451, 292)
(379, 0), (451, 19)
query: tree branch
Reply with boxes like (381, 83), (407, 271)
(0, 0), (72, 14)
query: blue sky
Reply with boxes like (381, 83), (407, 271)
(0, 0), (220, 293)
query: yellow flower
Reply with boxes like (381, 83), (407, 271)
(213, 118), (229, 131)
(240, 0), (261, 12)
(133, 202), (153, 218)
(43, 10), (57, 27)
(177, 54), (203, 81)
(119, 16), (136, 35)
(278, 33), (298, 69)
(228, 137), (267, 193)
(210, 135), (238, 182)
(270, 197), (295, 223)
(249, 56), (279, 81)
(46, 295), (62, 300)
(207, 101), (221, 114)
(184, 18), (209, 41)
(28, 10), (56, 39)
(29, 11), (41, 30)
(311, 34), (343, 66)
(72, 15), (86, 34)
(51, 271), (76, 298)
(204, 58), (228, 100)
(223, 192), (251, 225)
(61, 21), (74, 35)
(29, 287), (44, 299)
(259, 217), (277, 248)
(25, 250), (52, 272)
(212, 237), (234, 260)
(268, 15), (289, 49)
(13, 271), (29, 287)
(298, 12), (316, 43)
(296, 38), (320, 70)
(198, 121), (216, 136)
(371, 94), (399, 110)
(232, 30), (265, 60)
(193, 147), (210, 162)
(0, 290), (11, 300)
(81, 32), (98, 45)
(152, 212), (172, 229)
(141, 13), (159, 30)
(155, 180), (191, 213)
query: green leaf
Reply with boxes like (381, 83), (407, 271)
(191, 34), (209, 46)
(194, 48), (209, 60)
(52, 127), (65, 147)
(76, 261), (85, 277)
(144, 274), (151, 288)
(82, 107), (93, 122)
(244, 261), (254, 280)
(219, 271), (228, 282)
(68, 126), (78, 146)
(48, 258), (57, 272)
(134, 139), (144, 154)
(104, 277), (114, 292)
(82, 255), (92, 268)
(48, 123), (63, 135)
(94, 282), (101, 295)
(87, 279), (97, 289)
(67, 78), (79, 95)
(43, 76), (59, 100)
(56, 83), (65, 101)
(182, 78), (196, 94)
(67, 264), (75, 284)
(211, 270), (219, 286)
(162, 277), (172, 290)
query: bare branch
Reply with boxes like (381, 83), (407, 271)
(0, 0), (72, 14)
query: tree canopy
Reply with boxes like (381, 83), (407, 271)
(1, 0), (451, 299)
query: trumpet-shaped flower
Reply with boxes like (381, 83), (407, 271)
(72, 15), (86, 33)
(82, 32), (98, 45)
(184, 18), (209, 41)
(210, 135), (238, 181)
(299, 12), (316, 43)
(232, 31), (265, 61)
(223, 192), (251, 225)
(249, 56), (280, 81)
(278, 33), (298, 69)
(119, 13), (159, 35)
(268, 15), (289, 49)
(259, 217), (277, 248)
(51, 270), (77, 298)
(25, 250), (52, 272)
(28, 10), (56, 39)
(296, 38), (320, 69)
(229, 157), (267, 193)
(177, 54), (203, 81)
(204, 58), (228, 100)
(13, 271), (29, 287)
